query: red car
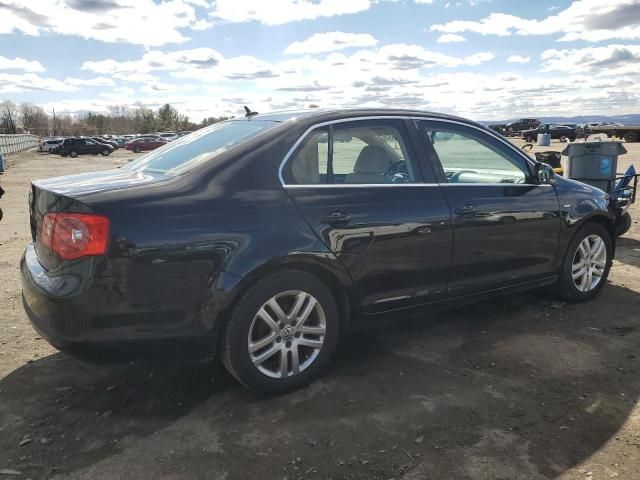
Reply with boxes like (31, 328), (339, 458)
(125, 136), (167, 153)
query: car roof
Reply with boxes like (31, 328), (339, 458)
(231, 108), (475, 125)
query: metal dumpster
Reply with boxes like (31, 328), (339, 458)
(561, 141), (627, 192)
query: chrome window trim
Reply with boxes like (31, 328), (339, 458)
(284, 183), (553, 189)
(278, 114), (539, 188)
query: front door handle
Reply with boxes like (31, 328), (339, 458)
(321, 211), (351, 226)
(455, 204), (478, 216)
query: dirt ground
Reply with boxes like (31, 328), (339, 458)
(1, 140), (640, 480)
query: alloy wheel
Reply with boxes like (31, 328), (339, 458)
(247, 290), (326, 379)
(572, 234), (607, 292)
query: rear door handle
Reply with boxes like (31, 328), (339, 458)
(455, 204), (478, 216)
(320, 211), (351, 226)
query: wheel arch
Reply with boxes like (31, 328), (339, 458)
(213, 257), (356, 347)
(570, 213), (616, 258)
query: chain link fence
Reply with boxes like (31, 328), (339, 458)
(0, 134), (40, 157)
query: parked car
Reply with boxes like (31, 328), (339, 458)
(505, 118), (540, 135)
(58, 137), (114, 157)
(521, 124), (577, 142)
(177, 130), (193, 137)
(113, 137), (127, 147)
(21, 109), (616, 393)
(40, 138), (64, 153)
(125, 136), (167, 152)
(155, 132), (179, 142)
(90, 137), (119, 150)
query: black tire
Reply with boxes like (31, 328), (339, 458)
(134, 146), (141, 153)
(221, 270), (340, 393)
(101, 148), (110, 156)
(559, 135), (567, 142)
(69, 150), (78, 158)
(615, 212), (632, 237)
(623, 132), (638, 143)
(554, 222), (612, 302)
(524, 135), (534, 143)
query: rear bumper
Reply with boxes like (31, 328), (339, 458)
(20, 243), (242, 349)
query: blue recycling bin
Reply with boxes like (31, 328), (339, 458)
(561, 141), (627, 192)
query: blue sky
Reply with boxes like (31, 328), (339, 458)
(0, 0), (638, 121)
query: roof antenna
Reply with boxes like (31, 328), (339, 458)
(244, 106), (258, 118)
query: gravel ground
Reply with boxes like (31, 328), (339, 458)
(1, 142), (640, 480)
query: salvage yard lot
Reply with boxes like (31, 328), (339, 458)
(1, 142), (640, 479)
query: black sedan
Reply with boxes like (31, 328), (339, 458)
(522, 124), (577, 143)
(21, 109), (615, 392)
(57, 137), (114, 157)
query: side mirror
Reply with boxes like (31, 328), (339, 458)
(534, 162), (554, 184)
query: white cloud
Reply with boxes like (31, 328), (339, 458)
(541, 44), (640, 76)
(0, 56), (45, 72)
(191, 19), (213, 30)
(82, 48), (225, 75)
(0, 73), (76, 94)
(506, 54), (530, 63)
(431, 0), (640, 42)
(285, 32), (378, 55)
(0, 0), (210, 46)
(64, 77), (116, 87)
(436, 33), (466, 43)
(210, 0), (372, 25)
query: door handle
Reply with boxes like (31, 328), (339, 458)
(320, 211), (351, 226)
(455, 204), (478, 216)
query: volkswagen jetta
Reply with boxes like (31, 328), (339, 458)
(21, 109), (616, 392)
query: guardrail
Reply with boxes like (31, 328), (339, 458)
(0, 134), (40, 156)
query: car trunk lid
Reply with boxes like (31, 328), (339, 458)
(30, 168), (167, 270)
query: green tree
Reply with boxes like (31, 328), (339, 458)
(157, 103), (179, 131)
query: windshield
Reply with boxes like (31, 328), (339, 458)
(126, 120), (277, 175)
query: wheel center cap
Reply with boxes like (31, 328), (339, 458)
(282, 326), (295, 340)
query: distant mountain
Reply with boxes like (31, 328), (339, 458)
(481, 114), (640, 126)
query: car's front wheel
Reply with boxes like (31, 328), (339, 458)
(555, 222), (612, 302)
(222, 270), (340, 393)
(134, 146), (141, 153)
(69, 150), (78, 158)
(101, 148), (110, 156)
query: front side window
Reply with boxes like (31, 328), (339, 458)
(85, 139), (96, 145)
(421, 124), (528, 184)
(285, 120), (418, 185)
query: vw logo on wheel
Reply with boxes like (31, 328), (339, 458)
(281, 326), (295, 339)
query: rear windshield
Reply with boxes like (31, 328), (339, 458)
(126, 120), (277, 175)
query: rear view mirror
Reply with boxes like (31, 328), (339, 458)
(535, 162), (554, 184)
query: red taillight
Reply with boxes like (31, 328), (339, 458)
(40, 213), (110, 260)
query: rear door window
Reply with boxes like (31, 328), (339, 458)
(284, 119), (419, 185)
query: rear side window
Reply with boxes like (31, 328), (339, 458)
(284, 119), (418, 185)
(127, 120), (276, 175)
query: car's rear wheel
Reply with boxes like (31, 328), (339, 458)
(69, 150), (78, 158)
(560, 135), (568, 142)
(555, 222), (612, 302)
(134, 146), (141, 153)
(524, 135), (534, 143)
(221, 270), (339, 393)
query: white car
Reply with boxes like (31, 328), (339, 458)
(155, 132), (179, 142)
(39, 138), (63, 152)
